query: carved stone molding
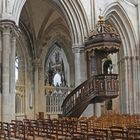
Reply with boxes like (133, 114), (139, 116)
(0, 20), (20, 38)
(72, 45), (85, 53)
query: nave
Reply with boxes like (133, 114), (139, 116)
(0, 113), (140, 140)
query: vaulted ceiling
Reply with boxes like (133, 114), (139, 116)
(20, 0), (71, 59)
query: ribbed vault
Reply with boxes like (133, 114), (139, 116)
(15, 0), (89, 61)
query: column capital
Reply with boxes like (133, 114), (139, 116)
(72, 44), (85, 53)
(0, 20), (20, 38)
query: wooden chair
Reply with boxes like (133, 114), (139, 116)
(17, 124), (26, 139)
(0, 122), (4, 139)
(68, 120), (83, 140)
(44, 119), (57, 140)
(30, 120), (38, 136)
(109, 126), (128, 140)
(57, 119), (72, 140)
(26, 125), (35, 140)
(88, 128), (109, 140)
(37, 119), (44, 136)
(2, 122), (10, 140)
(9, 123), (17, 139)
(128, 127), (140, 140)
(79, 121), (89, 140)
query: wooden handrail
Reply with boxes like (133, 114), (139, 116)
(62, 74), (119, 117)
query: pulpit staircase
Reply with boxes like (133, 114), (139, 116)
(62, 74), (119, 117)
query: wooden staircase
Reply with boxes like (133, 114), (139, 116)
(62, 74), (119, 117)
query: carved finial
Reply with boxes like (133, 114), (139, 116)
(99, 8), (104, 20)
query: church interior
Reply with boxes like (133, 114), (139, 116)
(0, 0), (140, 139)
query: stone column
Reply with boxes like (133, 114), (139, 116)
(122, 57), (129, 114)
(124, 56), (139, 114)
(0, 31), (2, 120)
(9, 35), (17, 119)
(1, 21), (18, 122)
(137, 0), (140, 114)
(118, 57), (135, 114)
(126, 57), (133, 114)
(131, 57), (138, 114)
(72, 45), (87, 86)
(138, 0), (140, 39)
(90, 0), (95, 30)
(94, 103), (101, 117)
(1, 24), (11, 122)
(33, 59), (40, 118)
(136, 57), (140, 114)
(118, 59), (123, 113)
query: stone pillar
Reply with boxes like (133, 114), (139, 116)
(90, 0), (95, 30)
(9, 35), (16, 119)
(0, 21), (18, 122)
(121, 57), (129, 114)
(126, 57), (133, 114)
(118, 57), (136, 114)
(138, 0), (140, 39)
(72, 45), (87, 86)
(118, 59), (123, 113)
(131, 57), (137, 114)
(136, 57), (140, 113)
(1, 24), (11, 122)
(0, 31), (2, 120)
(137, 0), (140, 114)
(94, 103), (101, 117)
(33, 59), (40, 118)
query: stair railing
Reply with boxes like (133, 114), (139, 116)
(62, 74), (118, 117)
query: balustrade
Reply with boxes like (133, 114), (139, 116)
(62, 74), (118, 117)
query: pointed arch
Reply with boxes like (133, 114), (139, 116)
(12, 0), (89, 46)
(104, 2), (137, 57)
(49, 0), (89, 45)
(13, 0), (26, 25)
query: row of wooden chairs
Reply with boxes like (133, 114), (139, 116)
(86, 113), (140, 129)
(0, 121), (35, 140)
(0, 114), (140, 140)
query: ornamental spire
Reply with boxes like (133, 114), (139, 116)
(85, 12), (121, 54)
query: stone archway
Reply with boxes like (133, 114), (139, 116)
(12, 0), (89, 118)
